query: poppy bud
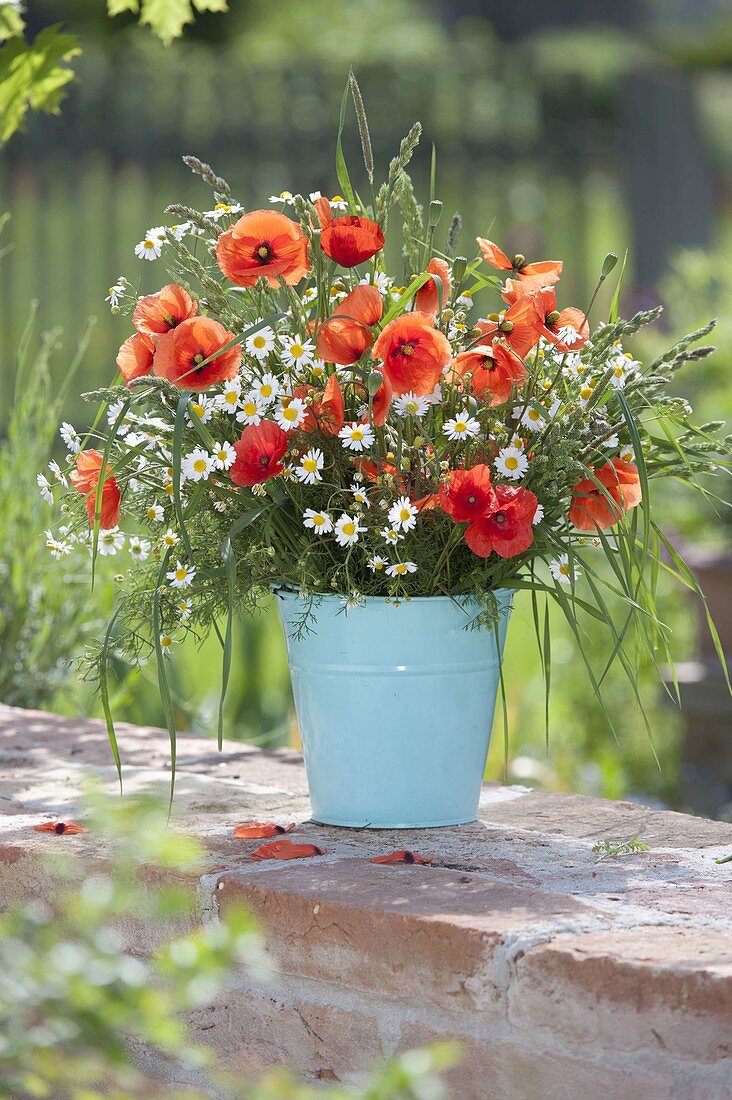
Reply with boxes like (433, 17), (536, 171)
(601, 252), (618, 279)
(367, 370), (384, 396)
(500, 320), (515, 334)
(442, 309), (454, 324)
(546, 310), (561, 324)
(428, 200), (443, 228)
(512, 253), (526, 269)
(452, 256), (467, 284)
(400, 458), (411, 471)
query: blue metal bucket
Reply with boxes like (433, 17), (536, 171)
(275, 590), (513, 829)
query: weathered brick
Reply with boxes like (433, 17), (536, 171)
(510, 928), (732, 1063)
(216, 858), (589, 1012)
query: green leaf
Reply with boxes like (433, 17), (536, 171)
(99, 607), (124, 794)
(153, 550), (177, 815)
(172, 393), (195, 562)
(335, 78), (358, 215)
(139, 0), (196, 46)
(107, 0), (140, 15)
(193, 0), (228, 10)
(0, 5), (25, 41)
(609, 248), (628, 323)
(0, 25), (80, 143)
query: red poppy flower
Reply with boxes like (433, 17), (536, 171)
(70, 450), (122, 529)
(501, 281), (588, 353)
(230, 420), (288, 487)
(439, 464), (498, 523)
(465, 485), (537, 559)
(371, 371), (392, 427)
(320, 215), (384, 267)
(450, 341), (527, 406)
(569, 459), (642, 531)
(153, 316), (241, 390)
(477, 237), (563, 285)
(313, 195), (333, 229)
(233, 822), (296, 839)
(251, 839), (326, 861)
(116, 332), (155, 385)
(133, 283), (197, 336)
(216, 209), (310, 287)
(297, 373), (346, 436)
(34, 821), (86, 835)
(371, 850), (432, 864)
(372, 313), (451, 396)
(316, 284), (383, 365)
(415, 257), (452, 318)
(476, 296), (544, 360)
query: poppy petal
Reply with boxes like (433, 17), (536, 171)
(34, 821), (86, 835)
(233, 822), (296, 839)
(251, 839), (326, 861)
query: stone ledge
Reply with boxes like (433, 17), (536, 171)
(2, 703), (732, 1098)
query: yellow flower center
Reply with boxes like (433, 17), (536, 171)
(191, 404), (204, 417)
(283, 406), (298, 422)
(505, 456), (519, 470)
(303, 457), (317, 473)
(313, 514), (325, 526)
(161, 636), (172, 647)
(147, 508), (156, 519)
(253, 335), (266, 349)
(214, 203), (230, 212)
(373, 560), (384, 570)
(193, 459), (207, 473)
(164, 534), (175, 546)
(224, 392), (237, 405)
(559, 563), (570, 576)
(342, 522), (356, 536)
(455, 421), (467, 433)
(395, 563), (408, 575)
(331, 194), (345, 203)
(351, 427), (364, 442)
(243, 401), (258, 416)
(290, 344), (304, 358)
(260, 382), (272, 396)
(399, 507), (411, 521)
(175, 568), (186, 581)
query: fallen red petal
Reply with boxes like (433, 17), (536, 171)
(251, 839), (326, 861)
(371, 850), (433, 865)
(233, 821), (296, 839)
(34, 821), (86, 836)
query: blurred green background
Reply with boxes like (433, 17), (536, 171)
(3, 0), (732, 811)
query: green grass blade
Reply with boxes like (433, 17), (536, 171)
(152, 550), (177, 817)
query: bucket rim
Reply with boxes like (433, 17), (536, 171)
(272, 585), (514, 606)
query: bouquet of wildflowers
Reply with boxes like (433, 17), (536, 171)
(45, 76), (730, 776)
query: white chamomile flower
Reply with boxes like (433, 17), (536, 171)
(532, 503), (545, 526)
(177, 598), (192, 621)
(609, 359), (629, 389)
(107, 398), (131, 434)
(578, 381), (596, 406)
(181, 447), (213, 483)
(513, 405), (546, 432)
(237, 392), (266, 426)
(105, 279), (126, 309)
(550, 554), (580, 587)
(246, 326), (276, 360)
(495, 446), (529, 481)
(302, 287), (318, 305)
(269, 190), (295, 205)
(350, 483), (371, 509)
(134, 227), (166, 261)
(166, 561), (195, 589)
(213, 499), (227, 513)
(329, 194), (348, 211)
(45, 530), (71, 559)
(188, 394), (215, 423)
(49, 461), (68, 487)
(327, 285), (347, 304)
(59, 422), (81, 453)
(456, 291), (474, 309)
(252, 372), (281, 404)
(303, 509), (333, 535)
(169, 222), (191, 241)
(146, 503), (165, 523)
(557, 324), (582, 347)
(380, 526), (404, 546)
(128, 536), (151, 561)
(211, 441), (236, 471)
(98, 527), (125, 556)
(309, 358), (326, 379)
(275, 397), (307, 431)
(359, 271), (392, 293)
(443, 411), (481, 442)
(394, 391), (431, 418)
(334, 513), (366, 547)
(159, 633), (176, 657)
(340, 591), (365, 611)
(602, 433), (620, 449)
(338, 422), (374, 452)
(217, 379), (242, 414)
(619, 445), (635, 464)
(37, 473), (53, 505)
(388, 496), (418, 532)
(204, 201), (243, 221)
(295, 448), (324, 485)
(386, 561), (418, 577)
(368, 555), (389, 572)
(389, 285), (407, 302)
(280, 335), (315, 370)
(162, 528), (179, 549)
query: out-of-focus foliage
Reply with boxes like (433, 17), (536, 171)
(0, 18), (80, 143)
(0, 791), (456, 1099)
(107, 0), (229, 47)
(0, 288), (111, 709)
